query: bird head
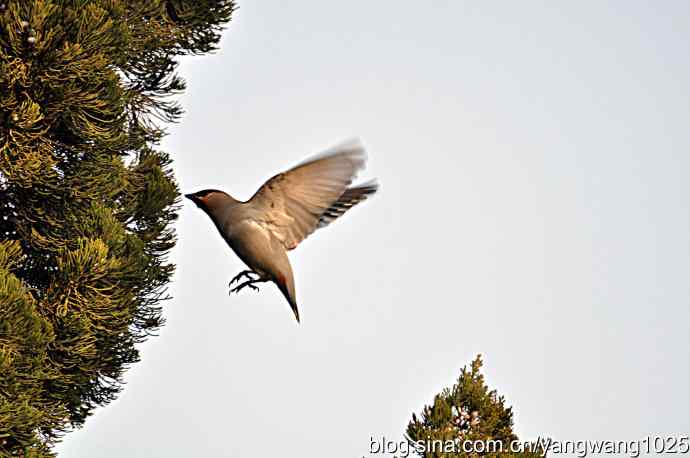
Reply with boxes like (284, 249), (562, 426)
(184, 189), (231, 213)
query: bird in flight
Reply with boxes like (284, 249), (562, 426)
(185, 139), (378, 323)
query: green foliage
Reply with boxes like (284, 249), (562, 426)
(0, 0), (235, 454)
(407, 356), (544, 457)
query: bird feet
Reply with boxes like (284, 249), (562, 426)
(229, 279), (261, 294)
(229, 270), (258, 286)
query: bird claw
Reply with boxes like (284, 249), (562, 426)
(229, 280), (261, 294)
(229, 270), (257, 286)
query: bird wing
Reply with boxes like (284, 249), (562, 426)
(316, 179), (378, 229)
(247, 139), (369, 250)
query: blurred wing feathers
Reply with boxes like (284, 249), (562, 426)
(317, 179), (378, 229)
(248, 139), (374, 250)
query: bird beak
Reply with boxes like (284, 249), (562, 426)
(184, 193), (202, 208)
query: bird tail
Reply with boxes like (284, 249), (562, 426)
(317, 179), (379, 228)
(276, 272), (300, 323)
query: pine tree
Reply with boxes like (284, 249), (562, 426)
(0, 1), (235, 454)
(406, 355), (545, 457)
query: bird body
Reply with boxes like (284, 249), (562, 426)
(186, 139), (377, 322)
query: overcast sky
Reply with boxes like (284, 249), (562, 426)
(58, 1), (690, 456)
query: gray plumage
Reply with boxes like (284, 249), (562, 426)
(185, 139), (378, 322)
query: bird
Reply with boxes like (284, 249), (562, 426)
(185, 139), (378, 323)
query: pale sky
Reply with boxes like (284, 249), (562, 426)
(58, 1), (690, 456)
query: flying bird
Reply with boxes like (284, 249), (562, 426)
(185, 139), (378, 323)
